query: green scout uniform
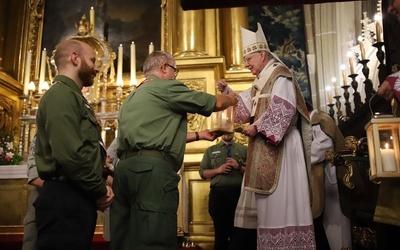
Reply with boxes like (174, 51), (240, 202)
(199, 141), (247, 249)
(111, 76), (216, 250)
(199, 141), (247, 188)
(35, 75), (107, 249)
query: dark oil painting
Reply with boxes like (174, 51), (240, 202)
(42, 0), (161, 75)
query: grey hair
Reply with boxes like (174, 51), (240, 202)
(264, 50), (274, 60)
(143, 51), (175, 76)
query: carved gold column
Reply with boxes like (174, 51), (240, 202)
(175, 8), (207, 57)
(221, 7), (248, 70)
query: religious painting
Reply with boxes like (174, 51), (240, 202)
(249, 5), (312, 102)
(42, 0), (161, 75)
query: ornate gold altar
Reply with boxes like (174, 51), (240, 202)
(0, 1), (254, 249)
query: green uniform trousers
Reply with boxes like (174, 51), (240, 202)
(110, 154), (180, 250)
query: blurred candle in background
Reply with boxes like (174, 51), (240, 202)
(332, 77), (338, 96)
(374, 13), (382, 43)
(90, 7), (95, 35)
(376, 22), (382, 43)
(347, 51), (355, 75)
(39, 48), (47, 94)
(117, 44), (123, 86)
(326, 86), (333, 104)
(149, 42), (154, 54)
(23, 50), (32, 95)
(341, 64), (347, 86)
(358, 36), (365, 60)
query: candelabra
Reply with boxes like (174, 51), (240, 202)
(334, 95), (343, 125)
(359, 59), (374, 103)
(328, 103), (335, 119)
(18, 95), (28, 157)
(115, 85), (123, 110)
(372, 41), (387, 86)
(27, 90), (34, 115)
(342, 85), (353, 119)
(349, 73), (363, 112)
(19, 95), (28, 116)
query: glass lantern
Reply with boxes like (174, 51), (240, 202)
(210, 106), (234, 133)
(365, 116), (400, 181)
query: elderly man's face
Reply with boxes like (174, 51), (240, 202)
(389, 0), (400, 21)
(243, 51), (268, 76)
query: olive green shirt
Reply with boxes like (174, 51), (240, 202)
(117, 76), (217, 169)
(199, 141), (247, 187)
(35, 75), (107, 199)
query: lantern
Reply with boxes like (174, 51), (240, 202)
(365, 116), (400, 181)
(210, 106), (234, 133)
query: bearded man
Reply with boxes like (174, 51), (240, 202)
(34, 39), (114, 250)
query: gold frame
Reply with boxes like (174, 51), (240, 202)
(0, 0), (44, 234)
(365, 117), (400, 180)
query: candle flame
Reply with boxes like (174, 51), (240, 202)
(347, 51), (352, 58)
(28, 81), (36, 91)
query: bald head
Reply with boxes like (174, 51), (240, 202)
(54, 39), (91, 69)
(53, 39), (98, 89)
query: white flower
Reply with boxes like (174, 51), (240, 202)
(6, 151), (14, 158)
(6, 142), (13, 150)
(0, 147), (3, 154)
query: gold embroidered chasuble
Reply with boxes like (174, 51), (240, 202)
(241, 63), (311, 195)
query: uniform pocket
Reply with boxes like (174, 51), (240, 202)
(127, 162), (154, 173)
(134, 198), (178, 246)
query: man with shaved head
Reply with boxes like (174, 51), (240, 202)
(34, 39), (114, 250)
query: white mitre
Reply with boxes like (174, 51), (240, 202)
(240, 22), (270, 57)
(241, 22), (285, 66)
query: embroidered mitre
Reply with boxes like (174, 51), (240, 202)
(240, 22), (270, 57)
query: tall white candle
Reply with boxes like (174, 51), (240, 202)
(117, 44), (123, 86)
(149, 42), (154, 54)
(332, 77), (338, 96)
(347, 51), (355, 75)
(23, 50), (32, 95)
(39, 48), (47, 94)
(376, 21), (382, 43)
(341, 64), (347, 86)
(90, 7), (95, 35)
(327, 90), (332, 104)
(130, 41), (137, 86)
(381, 143), (397, 172)
(358, 36), (366, 60)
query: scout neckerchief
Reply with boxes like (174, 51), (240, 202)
(136, 78), (152, 88)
